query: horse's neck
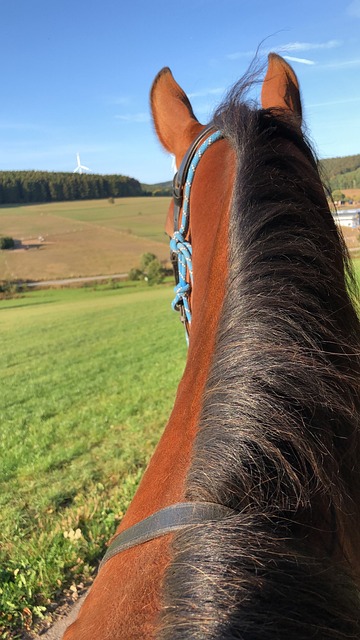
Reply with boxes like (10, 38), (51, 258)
(115, 144), (235, 533)
(63, 155), (236, 640)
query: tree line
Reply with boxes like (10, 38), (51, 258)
(0, 171), (147, 204)
(327, 167), (360, 191)
(320, 154), (360, 179)
(1, 155), (359, 206)
(320, 154), (360, 190)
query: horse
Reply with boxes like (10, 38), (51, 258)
(63, 53), (360, 639)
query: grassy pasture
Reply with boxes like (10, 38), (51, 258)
(0, 282), (186, 638)
(0, 198), (171, 282)
(354, 256), (360, 276)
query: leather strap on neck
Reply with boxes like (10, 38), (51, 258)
(100, 501), (235, 569)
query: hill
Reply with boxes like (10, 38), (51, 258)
(0, 170), (145, 205)
(320, 154), (360, 190)
(142, 155), (360, 195)
(2, 152), (359, 206)
(141, 180), (172, 196)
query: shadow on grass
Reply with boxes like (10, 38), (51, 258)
(0, 299), (57, 310)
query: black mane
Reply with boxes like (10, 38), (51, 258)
(158, 80), (360, 639)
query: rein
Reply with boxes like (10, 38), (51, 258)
(170, 125), (223, 343)
(99, 127), (231, 569)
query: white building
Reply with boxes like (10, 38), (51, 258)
(333, 209), (360, 229)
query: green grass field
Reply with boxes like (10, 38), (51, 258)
(0, 198), (171, 282)
(353, 256), (360, 280)
(0, 282), (186, 638)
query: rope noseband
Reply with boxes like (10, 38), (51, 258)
(170, 125), (223, 343)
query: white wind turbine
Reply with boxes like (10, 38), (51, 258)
(73, 153), (91, 174)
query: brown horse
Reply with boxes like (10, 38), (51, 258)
(63, 54), (360, 639)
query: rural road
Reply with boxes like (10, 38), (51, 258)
(27, 273), (128, 288)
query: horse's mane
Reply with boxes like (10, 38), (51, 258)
(158, 77), (360, 638)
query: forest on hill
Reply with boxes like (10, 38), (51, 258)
(141, 181), (172, 196)
(0, 171), (145, 204)
(320, 154), (360, 190)
(145, 153), (360, 195)
(0, 152), (359, 205)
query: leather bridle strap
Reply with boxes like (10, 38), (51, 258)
(100, 501), (235, 568)
(170, 125), (223, 342)
(172, 124), (217, 232)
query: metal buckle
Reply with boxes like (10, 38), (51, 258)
(172, 171), (183, 208)
(170, 249), (179, 286)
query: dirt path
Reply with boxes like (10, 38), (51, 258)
(35, 593), (87, 639)
(27, 273), (128, 288)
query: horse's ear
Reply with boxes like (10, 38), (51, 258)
(150, 68), (202, 162)
(261, 53), (302, 124)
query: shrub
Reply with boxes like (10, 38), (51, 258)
(140, 252), (157, 271)
(146, 258), (165, 285)
(129, 268), (143, 281)
(0, 236), (15, 250)
(0, 280), (24, 299)
(130, 254), (165, 285)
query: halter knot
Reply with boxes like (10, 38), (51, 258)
(170, 231), (193, 326)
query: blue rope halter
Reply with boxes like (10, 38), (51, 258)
(170, 128), (223, 344)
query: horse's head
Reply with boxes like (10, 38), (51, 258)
(150, 54), (303, 342)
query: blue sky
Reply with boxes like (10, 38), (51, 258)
(0, 0), (359, 183)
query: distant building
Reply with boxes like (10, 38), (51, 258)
(333, 209), (360, 229)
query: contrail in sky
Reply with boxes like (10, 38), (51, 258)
(283, 55), (315, 65)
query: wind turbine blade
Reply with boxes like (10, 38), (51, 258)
(80, 165), (90, 171)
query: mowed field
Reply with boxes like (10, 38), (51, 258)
(0, 197), (359, 283)
(0, 197), (171, 282)
(342, 188), (360, 203)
